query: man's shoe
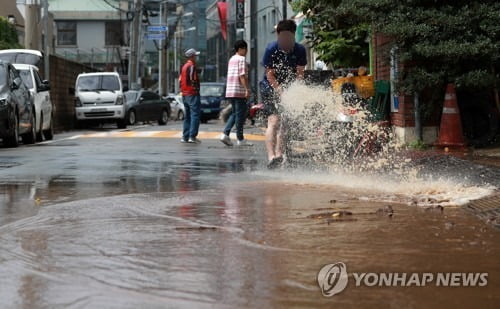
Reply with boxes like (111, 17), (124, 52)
(188, 137), (202, 144)
(220, 134), (233, 146)
(180, 138), (188, 143)
(237, 139), (253, 147)
(267, 156), (283, 169)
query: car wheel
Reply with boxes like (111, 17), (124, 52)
(128, 110), (136, 126)
(4, 113), (19, 148)
(43, 116), (54, 140)
(177, 110), (184, 121)
(22, 112), (37, 144)
(36, 114), (44, 142)
(158, 109), (169, 125)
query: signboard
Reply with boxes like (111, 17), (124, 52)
(236, 0), (245, 29)
(147, 25), (168, 32)
(146, 33), (166, 40)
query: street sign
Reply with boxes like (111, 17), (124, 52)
(146, 33), (166, 40)
(147, 25), (168, 32)
(236, 0), (245, 29)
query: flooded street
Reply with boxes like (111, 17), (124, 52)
(0, 124), (499, 308)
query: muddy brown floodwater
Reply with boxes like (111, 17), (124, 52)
(0, 175), (499, 308)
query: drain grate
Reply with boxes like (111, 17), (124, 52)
(464, 192), (500, 228)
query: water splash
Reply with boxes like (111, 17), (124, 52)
(280, 81), (409, 175)
(272, 81), (497, 206)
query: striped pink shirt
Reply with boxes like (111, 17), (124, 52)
(225, 54), (247, 98)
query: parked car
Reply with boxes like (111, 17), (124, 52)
(166, 94), (185, 120)
(14, 64), (54, 140)
(124, 90), (171, 126)
(0, 61), (37, 147)
(73, 72), (127, 129)
(200, 82), (226, 123)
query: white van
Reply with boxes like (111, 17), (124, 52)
(74, 72), (127, 128)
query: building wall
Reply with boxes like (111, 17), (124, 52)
(373, 32), (438, 144)
(45, 54), (94, 131)
(77, 21), (105, 50)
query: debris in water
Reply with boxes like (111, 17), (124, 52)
(376, 205), (394, 217)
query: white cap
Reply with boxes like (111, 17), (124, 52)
(184, 48), (200, 57)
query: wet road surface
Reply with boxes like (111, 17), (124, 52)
(0, 122), (499, 308)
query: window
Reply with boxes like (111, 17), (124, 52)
(101, 75), (120, 91)
(200, 84), (225, 97)
(0, 65), (6, 86)
(57, 21), (77, 46)
(77, 75), (120, 91)
(105, 21), (122, 46)
(18, 69), (33, 89)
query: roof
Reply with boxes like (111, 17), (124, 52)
(48, 0), (119, 12)
(77, 72), (120, 77)
(0, 49), (43, 57)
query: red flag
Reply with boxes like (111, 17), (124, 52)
(217, 2), (227, 40)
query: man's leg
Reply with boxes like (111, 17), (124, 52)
(266, 114), (280, 161)
(189, 95), (201, 139)
(234, 98), (247, 141)
(275, 120), (284, 158)
(223, 100), (236, 137)
(182, 96), (192, 141)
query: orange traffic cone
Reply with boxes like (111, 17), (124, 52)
(435, 83), (466, 149)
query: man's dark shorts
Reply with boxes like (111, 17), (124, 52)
(260, 80), (282, 117)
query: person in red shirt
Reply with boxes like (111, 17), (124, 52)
(179, 48), (202, 144)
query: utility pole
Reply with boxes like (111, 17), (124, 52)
(250, 0), (258, 93)
(282, 0), (287, 20)
(25, 0), (41, 51)
(42, 0), (50, 80)
(158, 2), (168, 97)
(129, 0), (143, 89)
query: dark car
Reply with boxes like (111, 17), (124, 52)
(0, 61), (36, 147)
(200, 82), (226, 123)
(124, 90), (171, 126)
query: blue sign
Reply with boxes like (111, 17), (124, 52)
(146, 33), (166, 40)
(147, 25), (168, 32)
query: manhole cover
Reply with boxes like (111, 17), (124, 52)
(464, 192), (500, 228)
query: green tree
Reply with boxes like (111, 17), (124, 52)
(0, 16), (22, 50)
(337, 0), (500, 93)
(292, 0), (370, 68)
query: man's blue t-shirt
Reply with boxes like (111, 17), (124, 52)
(261, 41), (307, 89)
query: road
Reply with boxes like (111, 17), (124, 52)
(0, 121), (499, 308)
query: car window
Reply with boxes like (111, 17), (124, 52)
(18, 69), (33, 89)
(101, 76), (120, 91)
(200, 84), (225, 97)
(142, 92), (155, 101)
(147, 92), (160, 100)
(77, 76), (100, 91)
(0, 53), (41, 66)
(125, 92), (138, 102)
(77, 75), (121, 91)
(8, 67), (19, 86)
(33, 69), (44, 88)
(0, 65), (6, 86)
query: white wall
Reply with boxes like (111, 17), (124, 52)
(77, 21), (105, 50)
